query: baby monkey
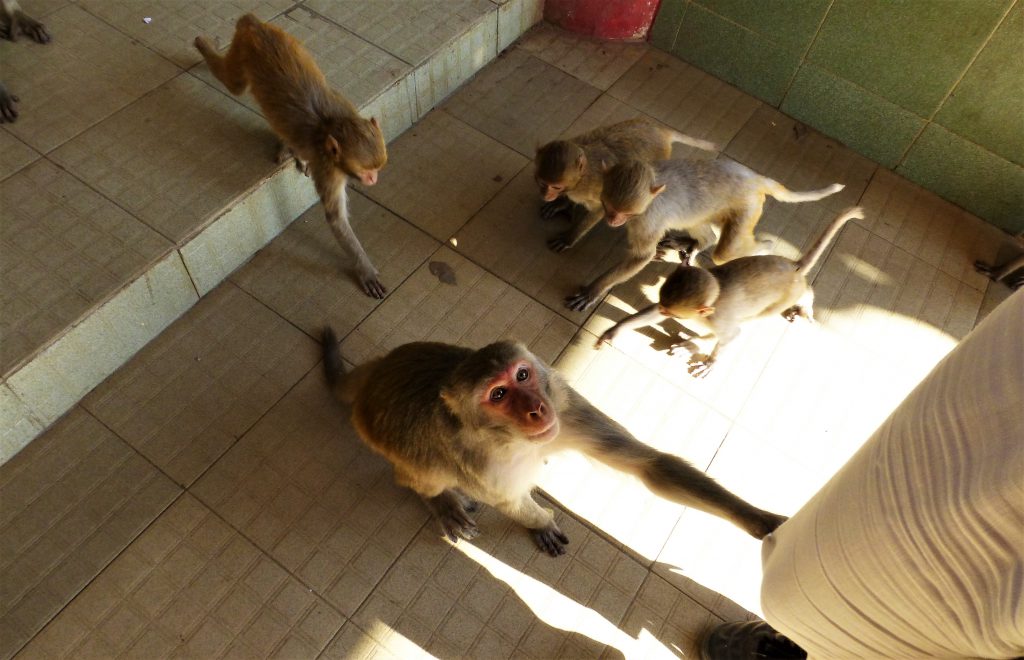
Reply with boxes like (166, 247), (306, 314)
(535, 118), (718, 252)
(195, 15), (388, 298)
(323, 329), (786, 555)
(565, 158), (845, 311)
(597, 207), (865, 378)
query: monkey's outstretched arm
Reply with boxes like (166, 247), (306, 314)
(314, 164), (387, 299)
(595, 304), (663, 348)
(566, 247), (656, 312)
(558, 387), (786, 539)
(549, 204), (603, 253)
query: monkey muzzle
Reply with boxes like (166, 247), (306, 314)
(542, 188), (561, 203)
(605, 213), (629, 227)
(527, 418), (560, 443)
(360, 170), (379, 186)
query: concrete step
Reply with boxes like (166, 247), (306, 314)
(0, 0), (543, 463)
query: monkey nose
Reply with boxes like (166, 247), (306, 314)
(543, 190), (559, 202)
(362, 171), (378, 185)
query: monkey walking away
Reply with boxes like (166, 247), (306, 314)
(195, 15), (389, 298)
(535, 118), (718, 252)
(597, 207), (865, 378)
(322, 328), (786, 555)
(1, 0), (51, 123)
(564, 157), (845, 312)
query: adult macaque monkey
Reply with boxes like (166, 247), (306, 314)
(195, 15), (389, 298)
(322, 328), (787, 556)
(535, 118), (718, 252)
(1, 0), (51, 123)
(597, 207), (864, 377)
(564, 158), (845, 312)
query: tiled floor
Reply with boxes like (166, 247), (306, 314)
(2, 14), (1020, 660)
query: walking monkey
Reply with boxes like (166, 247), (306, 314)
(195, 15), (389, 298)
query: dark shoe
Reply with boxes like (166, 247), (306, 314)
(700, 620), (806, 660)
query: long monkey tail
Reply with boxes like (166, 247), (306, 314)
(796, 206), (864, 273)
(765, 179), (845, 203)
(667, 129), (720, 153)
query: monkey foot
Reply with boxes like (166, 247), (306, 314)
(973, 260), (994, 278)
(1009, 275), (1024, 290)
(531, 523), (569, 557)
(564, 290), (596, 312)
(360, 275), (388, 299)
(0, 87), (18, 123)
(747, 511), (788, 539)
(547, 235), (572, 253)
(687, 355), (714, 378)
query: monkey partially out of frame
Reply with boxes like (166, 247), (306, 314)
(563, 158), (845, 312)
(1, 0), (51, 123)
(535, 118), (718, 252)
(195, 15), (389, 298)
(975, 234), (1024, 291)
(597, 207), (864, 378)
(322, 328), (787, 556)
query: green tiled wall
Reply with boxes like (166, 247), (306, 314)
(650, 0), (1024, 233)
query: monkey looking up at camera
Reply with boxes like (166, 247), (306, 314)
(597, 207), (864, 378)
(322, 328), (786, 555)
(564, 158), (845, 312)
(535, 118), (718, 252)
(195, 14), (388, 298)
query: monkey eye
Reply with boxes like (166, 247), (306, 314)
(516, 367), (529, 382)
(490, 387), (507, 402)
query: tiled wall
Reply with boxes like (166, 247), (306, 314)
(651, 0), (1024, 233)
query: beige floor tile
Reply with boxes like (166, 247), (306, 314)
(618, 572), (719, 659)
(13, 0), (67, 18)
(191, 6), (411, 113)
(1, 159), (172, 376)
(0, 130), (38, 180)
(350, 506), (649, 659)
(81, 283), (318, 487)
(518, 22), (648, 91)
(453, 167), (625, 323)
(49, 74), (276, 244)
(191, 368), (430, 619)
(723, 105), (878, 266)
(0, 408), (179, 658)
(0, 5), (179, 154)
(559, 94), (725, 160)
(306, 0), (495, 67)
(497, 0), (544, 53)
(78, 0), (292, 68)
(361, 110), (529, 241)
(16, 494), (346, 659)
(811, 219), (984, 374)
(442, 47), (602, 156)
(231, 192), (440, 339)
(319, 621), (402, 659)
(857, 167), (1007, 291)
(340, 246), (578, 367)
(544, 330), (735, 562)
(608, 49), (761, 149)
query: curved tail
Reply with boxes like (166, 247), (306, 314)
(668, 129), (719, 153)
(796, 206), (864, 273)
(766, 179), (845, 203)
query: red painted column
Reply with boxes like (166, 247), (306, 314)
(543, 0), (661, 41)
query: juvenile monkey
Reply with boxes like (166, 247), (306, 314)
(195, 15), (389, 298)
(322, 328), (786, 555)
(564, 158), (845, 311)
(1, 0), (51, 123)
(597, 207), (865, 377)
(535, 118), (718, 252)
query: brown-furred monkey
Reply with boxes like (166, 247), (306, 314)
(564, 157), (845, 312)
(535, 117), (718, 252)
(1, 0), (51, 124)
(195, 14), (388, 298)
(322, 328), (786, 556)
(597, 207), (864, 377)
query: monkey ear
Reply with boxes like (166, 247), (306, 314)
(599, 159), (611, 173)
(576, 152), (587, 172)
(697, 305), (715, 317)
(370, 116), (380, 130)
(325, 134), (341, 159)
(650, 184), (667, 197)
